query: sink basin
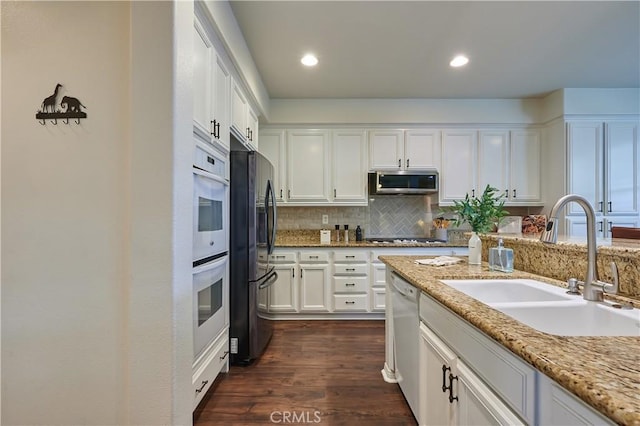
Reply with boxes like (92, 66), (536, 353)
(440, 279), (575, 303)
(497, 302), (640, 336)
(440, 278), (640, 336)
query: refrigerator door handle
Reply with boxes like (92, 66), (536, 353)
(257, 270), (278, 290)
(265, 179), (277, 255)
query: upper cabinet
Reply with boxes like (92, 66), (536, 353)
(259, 128), (368, 206)
(332, 129), (368, 203)
(369, 129), (440, 170)
(440, 128), (542, 206)
(286, 130), (331, 203)
(193, 18), (230, 150)
(565, 120), (639, 237)
(231, 78), (258, 149)
(440, 130), (478, 204)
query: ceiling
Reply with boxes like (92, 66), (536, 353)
(229, 1), (640, 100)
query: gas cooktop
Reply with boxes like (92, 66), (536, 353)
(365, 237), (446, 244)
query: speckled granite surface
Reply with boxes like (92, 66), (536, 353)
(480, 233), (640, 298)
(380, 255), (640, 426)
(275, 229), (468, 248)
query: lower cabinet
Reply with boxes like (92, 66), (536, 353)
(192, 328), (229, 409)
(419, 323), (524, 426)
(268, 253), (298, 313)
(300, 252), (331, 312)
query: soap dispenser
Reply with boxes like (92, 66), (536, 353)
(489, 238), (514, 273)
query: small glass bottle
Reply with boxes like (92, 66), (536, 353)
(489, 238), (514, 273)
(335, 224), (341, 242)
(344, 225), (349, 243)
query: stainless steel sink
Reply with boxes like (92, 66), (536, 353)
(440, 279), (640, 336)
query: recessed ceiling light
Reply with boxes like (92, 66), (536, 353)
(301, 54), (318, 67)
(450, 55), (469, 67)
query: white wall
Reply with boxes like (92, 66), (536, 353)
(266, 98), (543, 125)
(1, 2), (193, 424)
(563, 88), (640, 116)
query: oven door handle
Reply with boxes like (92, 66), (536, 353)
(192, 254), (228, 274)
(256, 270), (278, 290)
(193, 167), (229, 186)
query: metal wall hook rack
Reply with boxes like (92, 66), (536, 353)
(36, 83), (87, 126)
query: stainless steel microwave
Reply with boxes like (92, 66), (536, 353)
(368, 170), (438, 195)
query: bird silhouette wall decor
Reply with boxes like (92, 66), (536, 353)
(36, 83), (87, 125)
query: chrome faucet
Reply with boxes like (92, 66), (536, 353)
(540, 194), (619, 301)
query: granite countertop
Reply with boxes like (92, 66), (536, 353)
(275, 229), (468, 248)
(380, 255), (640, 426)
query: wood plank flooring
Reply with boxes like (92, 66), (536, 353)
(194, 320), (417, 425)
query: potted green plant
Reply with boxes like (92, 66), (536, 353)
(451, 185), (509, 265)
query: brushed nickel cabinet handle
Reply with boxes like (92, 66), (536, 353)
(195, 380), (209, 394)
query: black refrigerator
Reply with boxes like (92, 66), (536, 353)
(229, 150), (277, 365)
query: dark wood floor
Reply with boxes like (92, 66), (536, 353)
(194, 320), (417, 425)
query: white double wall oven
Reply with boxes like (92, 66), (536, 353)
(193, 138), (230, 359)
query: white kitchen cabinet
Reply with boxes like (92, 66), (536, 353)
(369, 129), (440, 171)
(440, 130), (478, 204)
(332, 129), (368, 204)
(286, 130), (331, 203)
(419, 323), (524, 426)
(538, 374), (614, 425)
(299, 252), (331, 312)
(369, 130), (404, 170)
(419, 323), (457, 426)
(565, 120), (639, 237)
(477, 129), (542, 204)
(332, 250), (369, 312)
(508, 130), (541, 202)
(230, 78), (258, 147)
(192, 328), (229, 409)
(258, 129), (286, 202)
(405, 129), (441, 170)
(268, 252), (298, 313)
(193, 19), (230, 149)
(565, 215), (640, 239)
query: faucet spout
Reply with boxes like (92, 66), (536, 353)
(540, 194), (602, 300)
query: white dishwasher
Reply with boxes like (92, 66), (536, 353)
(390, 272), (420, 419)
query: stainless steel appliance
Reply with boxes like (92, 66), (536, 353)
(368, 170), (438, 195)
(193, 142), (229, 266)
(229, 149), (278, 364)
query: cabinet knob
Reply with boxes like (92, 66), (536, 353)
(398, 159), (401, 168)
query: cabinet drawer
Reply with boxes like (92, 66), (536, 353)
(333, 251), (368, 262)
(334, 264), (368, 275)
(333, 294), (369, 311)
(299, 252), (329, 263)
(334, 276), (369, 293)
(269, 252), (297, 263)
(193, 329), (229, 409)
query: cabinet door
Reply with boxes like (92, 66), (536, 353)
(268, 265), (298, 312)
(605, 121), (639, 215)
(419, 323), (457, 426)
(369, 130), (404, 170)
(477, 130), (509, 199)
(247, 106), (259, 150)
(212, 55), (230, 150)
(440, 130), (477, 205)
(604, 216), (640, 238)
(230, 78), (248, 139)
(300, 264), (330, 312)
(332, 129), (367, 203)
(286, 130), (330, 202)
(257, 263), (269, 312)
(509, 130), (541, 202)
(405, 129), (441, 170)
(567, 122), (604, 215)
(193, 21), (212, 136)
(259, 129), (286, 202)
(564, 215), (606, 238)
(455, 360), (525, 426)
